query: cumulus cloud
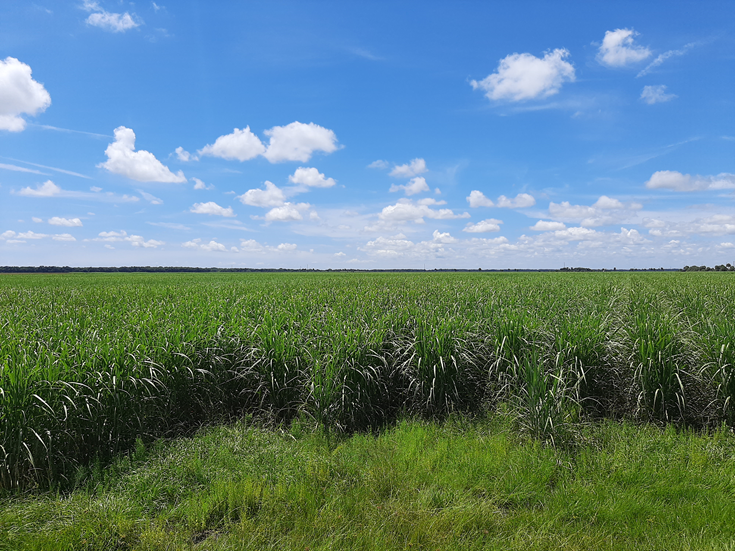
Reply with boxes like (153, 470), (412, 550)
(192, 177), (213, 190)
(52, 233), (76, 241)
(238, 181), (286, 207)
(530, 220), (567, 231)
(237, 239), (300, 254)
(463, 218), (503, 233)
(0, 57), (51, 131)
(467, 190), (494, 208)
(645, 171), (735, 192)
(640, 85), (676, 104)
(467, 191), (535, 208)
(432, 230), (458, 244)
(175, 147), (196, 162)
(288, 167), (336, 188)
(644, 215), (735, 238)
(549, 196), (642, 227)
(17, 180), (61, 197)
(17, 230), (47, 239)
(378, 198), (470, 224)
(48, 217), (82, 227)
(83, 1), (140, 32)
(471, 48), (575, 101)
(367, 160), (389, 169)
(389, 176), (430, 196)
(198, 127), (266, 161)
(90, 229), (163, 248)
(263, 122), (339, 163)
(264, 202), (310, 222)
(182, 238), (227, 252)
(99, 126), (186, 183)
(496, 193), (536, 208)
(597, 28), (651, 67)
(390, 158), (427, 178)
(190, 201), (235, 217)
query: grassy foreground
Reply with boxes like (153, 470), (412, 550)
(2, 415), (735, 550)
(4, 272), (735, 490)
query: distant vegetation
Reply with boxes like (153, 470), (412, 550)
(681, 263), (735, 272)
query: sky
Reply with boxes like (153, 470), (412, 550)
(1, 1), (734, 269)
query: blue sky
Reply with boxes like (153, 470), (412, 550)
(1, 1), (733, 269)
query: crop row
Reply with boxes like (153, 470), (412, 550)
(1, 272), (734, 490)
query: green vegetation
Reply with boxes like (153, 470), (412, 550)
(2, 416), (735, 550)
(2, 271), (735, 548)
(2, 271), (735, 491)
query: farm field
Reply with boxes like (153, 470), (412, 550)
(2, 271), (735, 549)
(2, 271), (735, 491)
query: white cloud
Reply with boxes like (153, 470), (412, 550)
(288, 167), (336, 188)
(90, 186), (102, 192)
(200, 240), (226, 252)
(637, 42), (696, 77)
(99, 126), (186, 183)
(198, 127), (266, 161)
(432, 230), (458, 244)
(467, 190), (494, 208)
(0, 231), (17, 240)
(597, 29), (651, 67)
(48, 217), (82, 227)
(83, 1), (140, 33)
(264, 202), (310, 222)
(496, 193), (536, 208)
(15, 180), (139, 202)
(190, 201), (235, 217)
(32, 217), (43, 223)
(89, 230), (161, 247)
(192, 177), (213, 190)
(277, 243), (297, 251)
(390, 158), (427, 178)
(592, 196), (625, 209)
(640, 85), (676, 105)
(0, 162), (45, 174)
(463, 218), (503, 233)
(467, 191), (535, 208)
(389, 176), (430, 196)
(17, 230), (46, 239)
(530, 220), (567, 231)
(52, 233), (76, 241)
(175, 146), (196, 162)
(138, 190), (163, 204)
(378, 198), (470, 224)
(262, 122), (339, 163)
(367, 160), (389, 169)
(182, 238), (226, 252)
(553, 227), (598, 241)
(238, 181), (286, 207)
(17, 180), (61, 197)
(548, 196), (642, 228)
(645, 171), (735, 192)
(471, 49), (575, 101)
(0, 57), (51, 132)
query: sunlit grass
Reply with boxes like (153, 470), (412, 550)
(1, 271), (733, 490)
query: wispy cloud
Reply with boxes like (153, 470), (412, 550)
(637, 42), (699, 77)
(2, 157), (92, 179)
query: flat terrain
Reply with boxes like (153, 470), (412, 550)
(1, 272), (734, 549)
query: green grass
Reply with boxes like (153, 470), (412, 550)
(2, 271), (735, 490)
(1, 415), (735, 550)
